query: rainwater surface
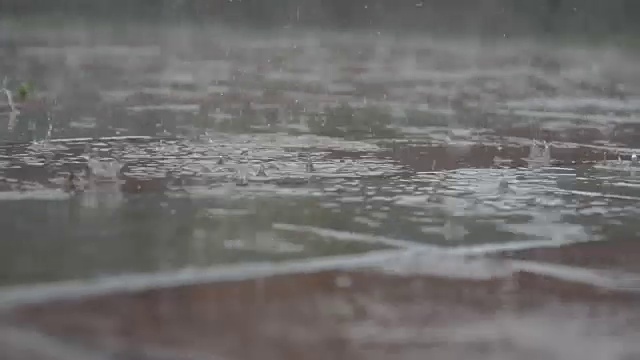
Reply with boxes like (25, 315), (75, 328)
(1, 20), (640, 360)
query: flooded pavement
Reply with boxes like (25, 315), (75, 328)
(2, 21), (640, 359)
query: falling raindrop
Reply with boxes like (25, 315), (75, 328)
(45, 117), (52, 142)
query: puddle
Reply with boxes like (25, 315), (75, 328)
(2, 22), (640, 360)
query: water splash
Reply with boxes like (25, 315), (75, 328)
(528, 139), (541, 159)
(236, 164), (249, 186)
(1, 85), (20, 132)
(527, 139), (551, 167)
(256, 164), (267, 177)
(44, 112), (53, 143)
(542, 141), (551, 166)
(84, 144), (121, 181)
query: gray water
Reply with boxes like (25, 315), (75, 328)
(1, 20), (640, 286)
(1, 19), (640, 360)
(1, 134), (640, 287)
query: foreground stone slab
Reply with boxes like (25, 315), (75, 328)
(1, 248), (640, 360)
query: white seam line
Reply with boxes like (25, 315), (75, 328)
(0, 226), (612, 310)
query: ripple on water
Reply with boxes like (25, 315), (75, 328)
(0, 134), (638, 289)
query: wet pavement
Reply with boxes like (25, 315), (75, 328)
(2, 257), (640, 360)
(1, 20), (640, 359)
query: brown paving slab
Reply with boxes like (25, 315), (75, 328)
(2, 263), (640, 360)
(499, 240), (640, 273)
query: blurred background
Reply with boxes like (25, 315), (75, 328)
(2, 0), (640, 38)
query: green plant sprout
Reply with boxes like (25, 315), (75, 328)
(17, 82), (35, 102)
